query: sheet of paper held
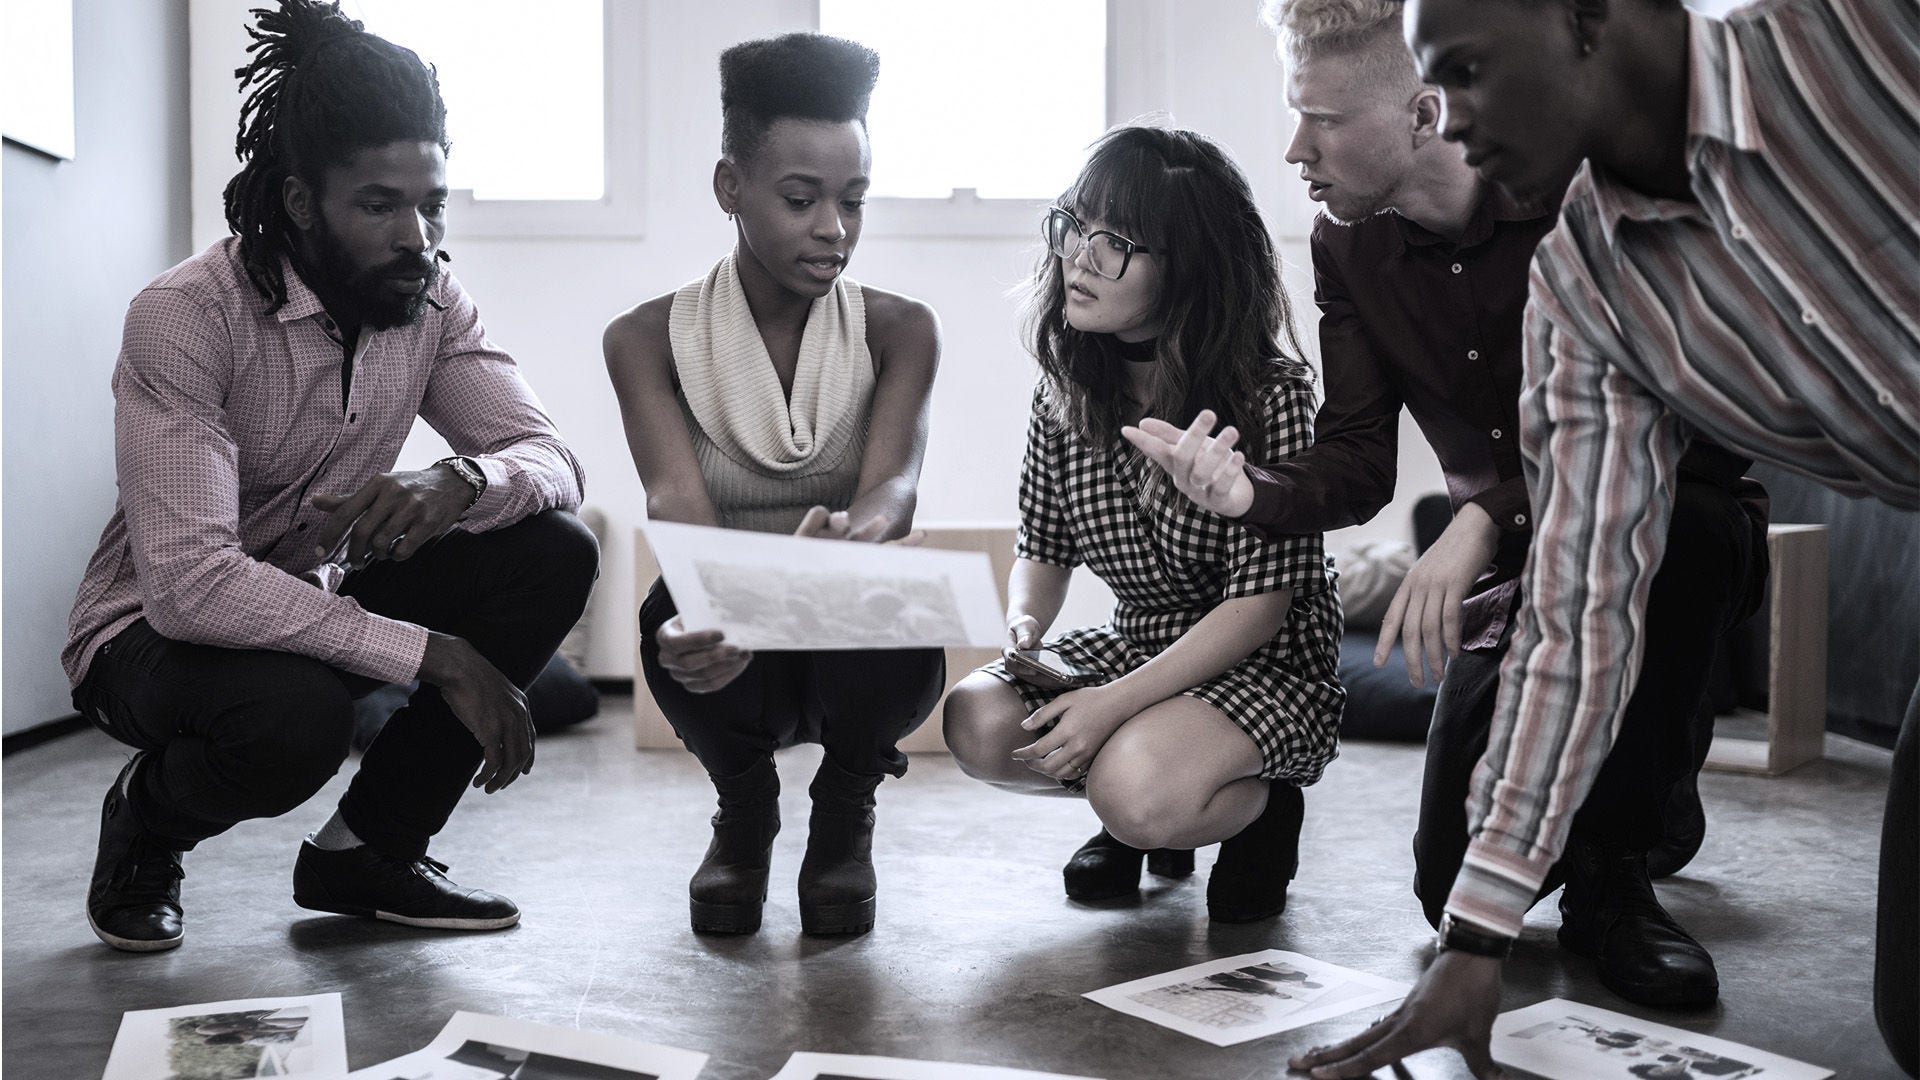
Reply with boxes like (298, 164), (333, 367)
(641, 521), (1006, 650)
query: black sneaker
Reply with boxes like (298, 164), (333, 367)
(292, 840), (519, 930)
(87, 754), (186, 952)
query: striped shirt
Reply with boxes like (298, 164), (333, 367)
(1448, 0), (1919, 936)
(63, 238), (585, 689)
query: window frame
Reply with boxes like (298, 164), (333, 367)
(815, 0), (1165, 238)
(436, 0), (646, 238)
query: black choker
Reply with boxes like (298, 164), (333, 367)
(1115, 337), (1157, 364)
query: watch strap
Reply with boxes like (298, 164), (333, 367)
(1439, 914), (1514, 959)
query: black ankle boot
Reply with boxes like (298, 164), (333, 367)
(798, 755), (883, 936)
(1062, 830), (1196, 901)
(689, 757), (780, 935)
(1206, 783), (1303, 923)
(1558, 837), (1718, 1008)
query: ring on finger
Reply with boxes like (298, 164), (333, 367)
(386, 533), (407, 558)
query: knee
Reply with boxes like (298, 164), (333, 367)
(941, 678), (1025, 783)
(1089, 780), (1189, 851)
(526, 510), (601, 594)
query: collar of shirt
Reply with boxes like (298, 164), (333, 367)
(1388, 183), (1554, 260)
(1590, 9), (1766, 248)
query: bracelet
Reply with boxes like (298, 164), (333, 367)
(1438, 913), (1514, 960)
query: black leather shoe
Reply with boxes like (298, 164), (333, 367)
(1207, 783), (1303, 923)
(87, 754), (186, 952)
(1063, 830), (1195, 901)
(689, 757), (780, 935)
(292, 840), (518, 930)
(798, 755), (883, 936)
(1558, 838), (1718, 1007)
(1647, 772), (1707, 879)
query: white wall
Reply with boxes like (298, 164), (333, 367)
(183, 0), (1445, 679)
(2, 0), (190, 734)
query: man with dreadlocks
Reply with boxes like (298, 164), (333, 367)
(62, 0), (598, 952)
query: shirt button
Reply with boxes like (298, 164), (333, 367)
(323, 319), (336, 331)
(1451, 263), (1464, 274)
(1731, 224), (1749, 241)
(1800, 309), (1817, 324)
(349, 412), (358, 423)
(1879, 388), (1897, 406)
(1491, 428), (1503, 439)
(296, 523), (308, 532)
(1513, 513), (1527, 526)
(1467, 349), (1480, 361)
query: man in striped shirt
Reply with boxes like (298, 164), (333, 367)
(1294, 0), (1918, 1077)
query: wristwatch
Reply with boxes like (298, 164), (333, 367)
(436, 455), (487, 512)
(1438, 913), (1514, 960)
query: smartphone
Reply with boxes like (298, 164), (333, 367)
(1005, 648), (1104, 691)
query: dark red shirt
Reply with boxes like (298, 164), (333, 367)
(1239, 188), (1747, 650)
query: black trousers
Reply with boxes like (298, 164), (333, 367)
(72, 510), (598, 860)
(1412, 479), (1767, 927)
(1879, 684), (1917, 1076)
(637, 577), (945, 779)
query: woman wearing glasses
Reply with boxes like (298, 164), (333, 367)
(603, 33), (943, 938)
(942, 125), (1343, 921)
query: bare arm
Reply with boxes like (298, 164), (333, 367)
(604, 296), (746, 692)
(602, 296), (721, 528)
(836, 287), (940, 540)
(1004, 556), (1072, 651)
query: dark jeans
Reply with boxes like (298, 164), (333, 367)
(1879, 684), (1917, 1075)
(1412, 479), (1767, 927)
(73, 510), (598, 860)
(637, 577), (945, 779)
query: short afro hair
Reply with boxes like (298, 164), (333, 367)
(719, 32), (880, 162)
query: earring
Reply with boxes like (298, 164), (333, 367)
(725, 207), (736, 221)
(1579, 39), (1594, 56)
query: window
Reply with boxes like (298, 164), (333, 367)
(818, 0), (1104, 200)
(819, 0), (1124, 235)
(342, 0), (643, 236)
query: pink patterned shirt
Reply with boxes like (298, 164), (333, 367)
(64, 238), (584, 688)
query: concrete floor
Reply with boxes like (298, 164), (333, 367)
(2, 697), (1902, 1079)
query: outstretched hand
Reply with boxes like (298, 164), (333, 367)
(1289, 949), (1505, 1078)
(793, 505), (924, 546)
(1121, 409), (1256, 519)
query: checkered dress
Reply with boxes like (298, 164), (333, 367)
(981, 378), (1345, 785)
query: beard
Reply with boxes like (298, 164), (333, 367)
(305, 211), (440, 331)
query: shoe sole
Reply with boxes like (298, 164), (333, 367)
(690, 898), (764, 935)
(1206, 897), (1288, 923)
(87, 908), (182, 953)
(800, 897), (875, 936)
(293, 894), (519, 931)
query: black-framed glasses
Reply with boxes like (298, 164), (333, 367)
(1044, 206), (1154, 281)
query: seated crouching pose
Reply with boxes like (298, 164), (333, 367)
(943, 126), (1344, 921)
(67, 0), (598, 952)
(605, 34), (943, 937)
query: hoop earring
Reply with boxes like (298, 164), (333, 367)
(725, 208), (736, 221)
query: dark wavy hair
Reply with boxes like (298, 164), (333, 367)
(720, 32), (879, 163)
(1022, 125), (1311, 462)
(222, 0), (449, 311)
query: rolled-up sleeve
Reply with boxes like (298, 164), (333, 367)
(115, 290), (428, 684)
(420, 275), (585, 533)
(1445, 271), (1687, 936)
